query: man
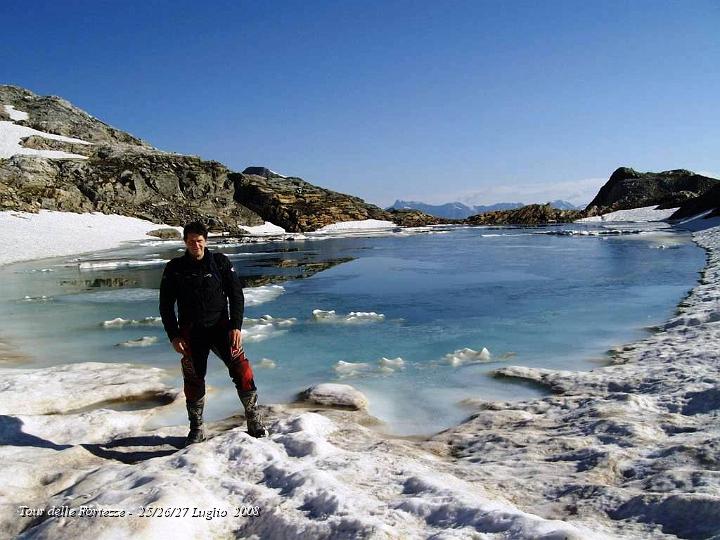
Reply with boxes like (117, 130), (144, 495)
(159, 221), (268, 445)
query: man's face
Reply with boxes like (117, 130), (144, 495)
(185, 233), (206, 260)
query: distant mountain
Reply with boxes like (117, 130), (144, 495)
(388, 199), (578, 219)
(389, 200), (524, 219)
(547, 200), (580, 210)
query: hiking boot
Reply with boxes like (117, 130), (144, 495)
(185, 396), (206, 446)
(238, 390), (269, 438)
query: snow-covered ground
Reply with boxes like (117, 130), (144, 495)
(0, 210), (181, 266)
(577, 205), (679, 223)
(1, 209), (720, 538)
(313, 219), (397, 233)
(1, 104), (91, 159)
(238, 221), (287, 236)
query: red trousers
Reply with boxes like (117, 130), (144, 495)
(179, 319), (256, 402)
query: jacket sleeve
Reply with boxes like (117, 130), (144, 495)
(218, 253), (244, 330)
(159, 262), (180, 341)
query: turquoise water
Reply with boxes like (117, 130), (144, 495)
(0, 223), (705, 435)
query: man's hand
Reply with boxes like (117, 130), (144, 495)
(172, 337), (189, 355)
(229, 329), (242, 351)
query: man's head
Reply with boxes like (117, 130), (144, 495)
(183, 221), (208, 260)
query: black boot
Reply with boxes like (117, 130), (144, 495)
(185, 396), (206, 446)
(238, 390), (268, 438)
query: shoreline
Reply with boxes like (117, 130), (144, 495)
(0, 218), (717, 538)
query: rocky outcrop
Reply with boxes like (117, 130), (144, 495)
(386, 208), (457, 227)
(585, 167), (718, 216)
(0, 148), (264, 233)
(668, 183), (720, 221)
(464, 203), (585, 225)
(232, 171), (393, 232)
(0, 85), (147, 147)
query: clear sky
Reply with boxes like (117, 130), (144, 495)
(2, 0), (719, 207)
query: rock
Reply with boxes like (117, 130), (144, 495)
(0, 84), (148, 147)
(465, 203), (585, 225)
(232, 171), (393, 232)
(386, 208), (457, 227)
(668, 182), (720, 221)
(585, 167), (718, 216)
(297, 383), (369, 410)
(146, 227), (181, 239)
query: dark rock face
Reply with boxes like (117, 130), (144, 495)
(232, 172), (393, 232)
(464, 203), (585, 225)
(585, 167), (718, 216)
(668, 183), (720, 221)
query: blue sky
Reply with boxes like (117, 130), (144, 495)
(2, 0), (719, 206)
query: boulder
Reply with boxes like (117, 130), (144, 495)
(297, 383), (369, 410)
(146, 227), (181, 239)
(232, 171), (392, 232)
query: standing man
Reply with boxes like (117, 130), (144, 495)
(159, 221), (268, 445)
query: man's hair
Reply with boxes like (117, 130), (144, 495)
(183, 221), (209, 240)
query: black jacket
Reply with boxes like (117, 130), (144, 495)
(159, 249), (244, 341)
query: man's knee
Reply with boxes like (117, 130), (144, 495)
(227, 349), (256, 393)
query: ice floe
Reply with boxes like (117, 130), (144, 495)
(116, 336), (159, 348)
(443, 347), (492, 366)
(333, 360), (374, 377)
(257, 358), (277, 369)
(21, 295), (52, 302)
(378, 356), (405, 372)
(312, 309), (385, 323)
(244, 285), (285, 306)
(78, 258), (168, 270)
(334, 357), (407, 378)
(242, 315), (296, 342)
(101, 316), (163, 328)
(538, 228), (645, 236)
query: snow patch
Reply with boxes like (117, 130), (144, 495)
(0, 211), (172, 266)
(312, 219), (397, 234)
(4, 104), (29, 121)
(577, 205), (679, 223)
(0, 362), (172, 415)
(0, 119), (91, 159)
(238, 221), (287, 235)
